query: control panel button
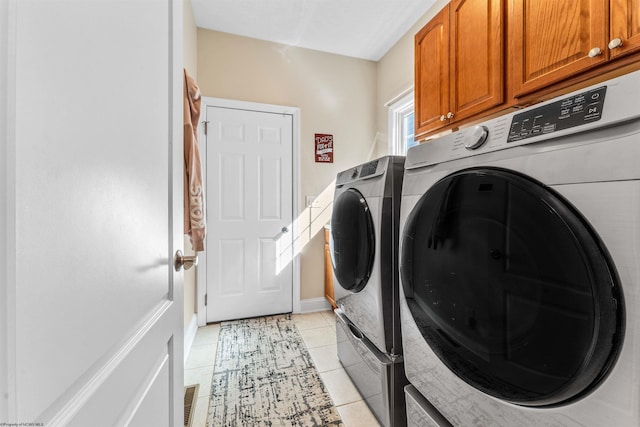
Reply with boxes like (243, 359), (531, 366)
(507, 86), (607, 142)
(464, 126), (489, 150)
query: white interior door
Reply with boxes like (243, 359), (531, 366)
(204, 104), (294, 322)
(1, 1), (183, 425)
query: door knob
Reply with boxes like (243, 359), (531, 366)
(174, 250), (198, 271)
(272, 226), (291, 241)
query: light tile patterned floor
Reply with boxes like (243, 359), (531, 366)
(184, 310), (381, 427)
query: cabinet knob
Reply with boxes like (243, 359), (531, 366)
(440, 115), (447, 122)
(588, 47), (602, 58)
(608, 38), (623, 50)
(446, 111), (454, 119)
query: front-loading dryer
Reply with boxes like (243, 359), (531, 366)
(399, 71), (640, 426)
(330, 155), (407, 426)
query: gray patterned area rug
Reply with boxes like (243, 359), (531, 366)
(207, 314), (343, 427)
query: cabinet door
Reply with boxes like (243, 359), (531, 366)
(324, 229), (336, 309)
(511, 0), (607, 97)
(450, 0), (504, 122)
(609, 0), (640, 59)
(415, 5), (450, 137)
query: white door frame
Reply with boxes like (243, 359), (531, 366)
(1, 0), (14, 419)
(196, 97), (301, 326)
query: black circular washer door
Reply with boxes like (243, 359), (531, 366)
(330, 188), (375, 293)
(400, 167), (624, 407)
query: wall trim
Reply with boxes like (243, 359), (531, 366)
(297, 297), (332, 314)
(384, 85), (414, 107)
(196, 97), (301, 326)
(183, 314), (198, 366)
(2, 0), (17, 420)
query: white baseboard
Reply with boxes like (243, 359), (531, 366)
(296, 297), (332, 314)
(184, 314), (198, 366)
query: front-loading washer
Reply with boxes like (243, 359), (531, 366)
(330, 155), (407, 426)
(399, 71), (640, 426)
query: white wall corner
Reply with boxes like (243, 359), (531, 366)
(183, 313), (198, 366)
(297, 297), (332, 314)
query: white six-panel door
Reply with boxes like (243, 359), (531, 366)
(204, 105), (294, 322)
(1, 1), (183, 425)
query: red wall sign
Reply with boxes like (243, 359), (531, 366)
(315, 133), (333, 163)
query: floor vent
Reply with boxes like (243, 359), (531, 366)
(184, 384), (199, 427)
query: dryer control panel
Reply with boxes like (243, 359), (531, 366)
(406, 69), (640, 170)
(507, 86), (607, 142)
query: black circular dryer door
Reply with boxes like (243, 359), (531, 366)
(330, 188), (375, 293)
(400, 167), (624, 407)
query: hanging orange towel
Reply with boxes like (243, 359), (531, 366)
(183, 68), (206, 251)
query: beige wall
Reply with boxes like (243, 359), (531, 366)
(183, 0), (198, 79)
(183, 0), (198, 328)
(187, 0), (448, 310)
(375, 0), (448, 158)
(197, 29), (377, 301)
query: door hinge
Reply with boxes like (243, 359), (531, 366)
(202, 120), (209, 135)
(204, 293), (208, 306)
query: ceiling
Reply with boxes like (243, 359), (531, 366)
(190, 0), (437, 61)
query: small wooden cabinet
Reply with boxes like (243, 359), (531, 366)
(609, 0), (640, 60)
(415, 6), (450, 137)
(511, 0), (640, 97)
(324, 227), (336, 309)
(415, 0), (505, 138)
(510, 0), (607, 97)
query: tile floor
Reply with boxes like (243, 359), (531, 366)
(184, 310), (381, 427)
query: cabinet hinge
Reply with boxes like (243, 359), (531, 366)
(204, 293), (208, 306)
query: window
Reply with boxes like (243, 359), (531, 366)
(388, 91), (417, 155)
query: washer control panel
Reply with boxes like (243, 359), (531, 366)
(507, 86), (607, 142)
(359, 160), (379, 177)
(336, 158), (384, 186)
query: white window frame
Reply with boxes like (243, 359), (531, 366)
(387, 90), (415, 155)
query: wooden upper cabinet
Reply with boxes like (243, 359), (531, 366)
(511, 0), (608, 97)
(450, 0), (504, 122)
(415, 0), (504, 139)
(609, 0), (640, 59)
(415, 0), (640, 139)
(415, 6), (450, 136)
